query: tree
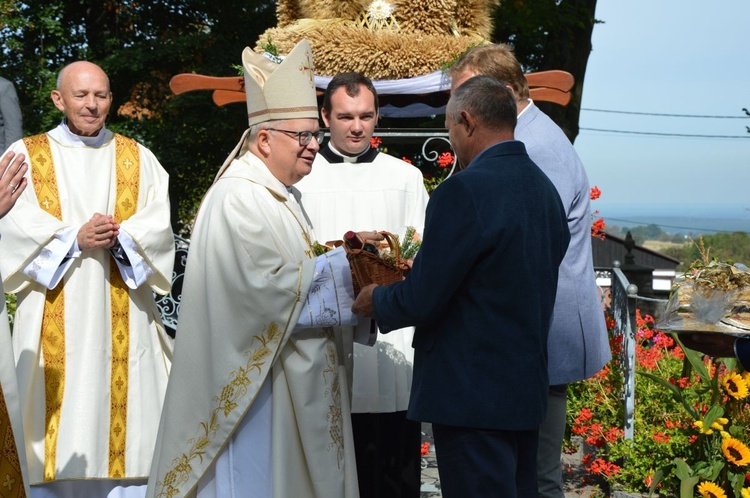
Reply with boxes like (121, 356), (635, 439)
(1, 0), (600, 230)
(0, 0), (276, 233)
(493, 0), (599, 142)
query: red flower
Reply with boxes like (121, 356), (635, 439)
(420, 441), (430, 456)
(370, 136), (382, 149)
(586, 457), (621, 477)
(652, 431), (671, 444)
(437, 151), (454, 169)
(590, 186), (601, 200)
(401, 156), (413, 164)
(591, 216), (606, 240)
(604, 427), (622, 443)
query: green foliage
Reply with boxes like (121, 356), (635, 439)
(4, 294), (15, 332)
(492, 0), (600, 141)
(0, 0), (276, 233)
(399, 226), (421, 260)
(0, 0), (599, 231)
(664, 232), (750, 272)
(568, 310), (750, 496)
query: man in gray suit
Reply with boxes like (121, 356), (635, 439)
(0, 77), (22, 153)
(449, 44), (611, 498)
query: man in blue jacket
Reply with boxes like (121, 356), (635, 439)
(352, 75), (570, 497)
(449, 44), (612, 498)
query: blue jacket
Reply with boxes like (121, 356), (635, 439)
(517, 102), (611, 385)
(373, 140), (570, 431)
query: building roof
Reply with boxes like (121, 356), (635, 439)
(592, 232), (681, 270)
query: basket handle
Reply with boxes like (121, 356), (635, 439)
(378, 231), (401, 265)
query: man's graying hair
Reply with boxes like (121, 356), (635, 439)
(448, 75), (517, 131)
(449, 44), (529, 100)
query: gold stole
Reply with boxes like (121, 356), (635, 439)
(0, 361), (25, 497)
(25, 133), (141, 481)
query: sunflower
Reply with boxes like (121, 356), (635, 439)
(698, 481), (727, 498)
(722, 438), (750, 466)
(723, 372), (750, 400)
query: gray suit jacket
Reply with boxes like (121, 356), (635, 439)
(516, 101), (611, 385)
(0, 77), (22, 154)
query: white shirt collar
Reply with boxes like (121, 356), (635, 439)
(327, 142), (370, 164)
(50, 119), (110, 147)
(517, 98), (533, 119)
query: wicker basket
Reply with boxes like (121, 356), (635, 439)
(345, 231), (409, 295)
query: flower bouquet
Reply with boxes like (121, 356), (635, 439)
(658, 238), (750, 335)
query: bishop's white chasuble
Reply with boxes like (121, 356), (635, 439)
(147, 150), (358, 498)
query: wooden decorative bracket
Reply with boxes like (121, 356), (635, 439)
(169, 69), (574, 108)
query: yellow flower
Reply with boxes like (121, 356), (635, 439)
(742, 487), (750, 498)
(698, 481), (727, 498)
(721, 431), (731, 439)
(711, 422), (725, 430)
(742, 370), (750, 385)
(722, 437), (750, 466)
(694, 420), (714, 435)
(717, 417), (729, 425)
(723, 372), (750, 400)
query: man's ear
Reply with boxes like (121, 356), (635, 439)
(321, 108), (331, 128)
(51, 90), (65, 112)
(256, 129), (272, 156)
(460, 110), (476, 136)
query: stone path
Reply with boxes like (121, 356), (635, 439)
(420, 424), (602, 497)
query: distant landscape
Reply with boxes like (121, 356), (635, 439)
(597, 202), (750, 236)
(598, 203), (750, 269)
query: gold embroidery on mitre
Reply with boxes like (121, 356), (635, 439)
(108, 134), (141, 478)
(299, 51), (315, 87)
(26, 134), (65, 482)
(247, 105), (318, 120)
(156, 323), (283, 498)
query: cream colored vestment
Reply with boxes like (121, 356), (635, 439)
(0, 124), (175, 486)
(297, 147), (429, 413)
(147, 150), (358, 498)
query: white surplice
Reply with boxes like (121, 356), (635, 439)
(296, 145), (429, 413)
(147, 148), (359, 498)
(0, 259), (31, 497)
(0, 123), (175, 490)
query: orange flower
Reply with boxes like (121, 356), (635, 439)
(370, 136), (382, 149)
(590, 185), (601, 200)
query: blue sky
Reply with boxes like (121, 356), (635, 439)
(573, 0), (750, 218)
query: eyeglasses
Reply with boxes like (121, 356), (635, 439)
(267, 128), (325, 146)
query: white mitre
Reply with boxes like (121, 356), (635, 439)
(215, 39), (319, 181)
